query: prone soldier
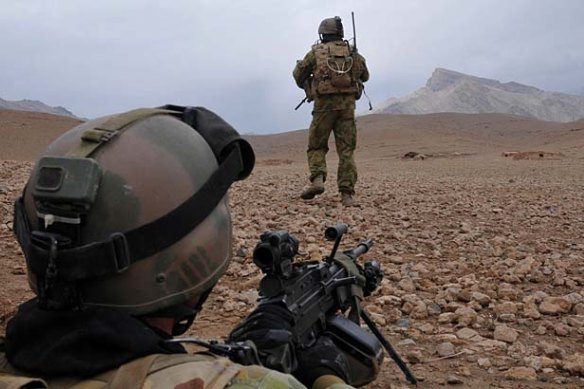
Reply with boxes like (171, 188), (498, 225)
(0, 106), (379, 388)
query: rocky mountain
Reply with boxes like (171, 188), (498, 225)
(0, 96), (77, 118)
(373, 68), (584, 122)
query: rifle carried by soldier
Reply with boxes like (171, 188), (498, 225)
(229, 224), (418, 386)
(294, 78), (313, 110)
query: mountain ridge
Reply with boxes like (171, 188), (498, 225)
(0, 96), (77, 118)
(373, 68), (584, 122)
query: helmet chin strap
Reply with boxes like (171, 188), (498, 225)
(140, 287), (214, 336)
(172, 288), (214, 335)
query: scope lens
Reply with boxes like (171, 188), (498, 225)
(253, 246), (274, 269)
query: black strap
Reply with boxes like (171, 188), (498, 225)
(14, 145), (243, 281)
(125, 145), (241, 260)
(161, 105), (255, 179)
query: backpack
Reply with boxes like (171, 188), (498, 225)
(312, 41), (360, 96)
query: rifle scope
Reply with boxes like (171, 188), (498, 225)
(252, 231), (299, 278)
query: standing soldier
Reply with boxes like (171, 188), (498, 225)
(293, 16), (369, 206)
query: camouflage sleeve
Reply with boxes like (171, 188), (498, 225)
(312, 374), (355, 389)
(293, 50), (315, 89)
(226, 365), (355, 389)
(355, 53), (370, 83)
(226, 364), (306, 388)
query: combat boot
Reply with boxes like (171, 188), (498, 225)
(341, 192), (358, 207)
(300, 175), (325, 200)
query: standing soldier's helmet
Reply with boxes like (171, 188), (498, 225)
(13, 106), (254, 327)
(318, 16), (344, 39)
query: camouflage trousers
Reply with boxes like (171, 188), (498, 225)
(307, 108), (357, 194)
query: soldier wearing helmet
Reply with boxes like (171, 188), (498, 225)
(293, 16), (370, 206)
(0, 106), (370, 388)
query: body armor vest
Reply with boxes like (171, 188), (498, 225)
(312, 41), (360, 96)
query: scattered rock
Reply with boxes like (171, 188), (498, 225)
(524, 356), (556, 372)
(438, 312), (457, 324)
(436, 342), (456, 357)
(409, 301), (429, 319)
(554, 323), (570, 336)
(471, 292), (491, 306)
(398, 277), (416, 293)
(404, 350), (423, 364)
(235, 246), (248, 258)
(397, 338), (416, 347)
(562, 353), (584, 377)
(369, 312), (387, 326)
(396, 318), (410, 329)
(234, 289), (258, 305)
(494, 325), (519, 343)
(538, 342), (565, 359)
(495, 301), (518, 315)
(454, 307), (477, 326)
(477, 339), (508, 350)
(503, 367), (537, 381)
(446, 375), (464, 385)
(426, 302), (442, 316)
(539, 296), (572, 315)
(456, 327), (481, 341)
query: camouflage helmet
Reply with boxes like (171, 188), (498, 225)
(318, 16), (344, 38)
(13, 106), (254, 316)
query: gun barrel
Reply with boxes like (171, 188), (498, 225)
(349, 239), (373, 259)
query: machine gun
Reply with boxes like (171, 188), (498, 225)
(248, 224), (417, 385)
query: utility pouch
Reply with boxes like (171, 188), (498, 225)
(327, 45), (353, 89)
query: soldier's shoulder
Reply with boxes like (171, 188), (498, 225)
(146, 353), (305, 388)
(311, 42), (324, 50)
(353, 51), (367, 62)
(228, 364), (306, 388)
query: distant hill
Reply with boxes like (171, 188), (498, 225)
(0, 110), (81, 160)
(3, 108), (583, 162)
(0, 96), (77, 118)
(373, 68), (584, 122)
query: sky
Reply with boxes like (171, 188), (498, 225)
(1, 0), (583, 133)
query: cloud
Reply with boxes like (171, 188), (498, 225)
(1, 0), (582, 133)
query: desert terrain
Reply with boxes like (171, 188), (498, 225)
(1, 109), (583, 388)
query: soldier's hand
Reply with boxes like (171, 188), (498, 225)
(227, 304), (297, 373)
(293, 334), (351, 388)
(296, 315), (382, 388)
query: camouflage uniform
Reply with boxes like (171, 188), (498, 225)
(0, 351), (352, 388)
(293, 42), (369, 195)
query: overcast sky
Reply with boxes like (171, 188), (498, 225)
(1, 0), (583, 133)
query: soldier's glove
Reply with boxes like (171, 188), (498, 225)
(296, 315), (383, 388)
(227, 304), (297, 373)
(294, 334), (350, 388)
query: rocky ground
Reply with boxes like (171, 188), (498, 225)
(1, 153), (583, 388)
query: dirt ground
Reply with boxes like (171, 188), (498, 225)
(1, 110), (583, 388)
